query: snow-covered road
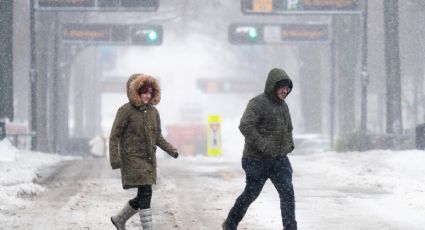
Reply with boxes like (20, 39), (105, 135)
(1, 146), (425, 229)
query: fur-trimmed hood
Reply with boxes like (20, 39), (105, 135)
(127, 74), (161, 107)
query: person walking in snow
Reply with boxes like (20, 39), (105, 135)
(222, 68), (297, 230)
(109, 73), (179, 230)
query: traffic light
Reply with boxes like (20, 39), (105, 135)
(228, 24), (263, 45)
(228, 23), (329, 45)
(131, 25), (163, 45)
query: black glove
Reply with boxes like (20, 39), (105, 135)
(110, 161), (121, 170)
(172, 152), (179, 159)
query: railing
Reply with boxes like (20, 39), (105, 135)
(0, 121), (34, 150)
(6, 133), (35, 150)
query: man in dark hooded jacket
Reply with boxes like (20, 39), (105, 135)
(222, 68), (297, 230)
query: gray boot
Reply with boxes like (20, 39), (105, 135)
(139, 208), (153, 230)
(111, 202), (138, 230)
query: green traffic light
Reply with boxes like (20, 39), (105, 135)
(148, 30), (158, 41)
(131, 25), (162, 46)
(248, 28), (257, 39)
(229, 24), (263, 44)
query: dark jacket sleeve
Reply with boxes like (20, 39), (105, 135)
(286, 106), (294, 151)
(109, 106), (128, 169)
(239, 99), (267, 152)
(155, 110), (178, 157)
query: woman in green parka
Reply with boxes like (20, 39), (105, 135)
(109, 73), (178, 230)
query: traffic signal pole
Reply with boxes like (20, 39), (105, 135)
(0, 0), (14, 121)
(330, 17), (336, 149)
(360, 0), (369, 133)
(358, 0), (369, 151)
(384, 0), (402, 136)
(30, 0), (38, 150)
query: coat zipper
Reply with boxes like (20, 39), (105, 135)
(279, 106), (284, 153)
(142, 108), (150, 158)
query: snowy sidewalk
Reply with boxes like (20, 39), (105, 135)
(0, 140), (77, 219)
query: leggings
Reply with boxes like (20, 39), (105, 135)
(129, 185), (152, 210)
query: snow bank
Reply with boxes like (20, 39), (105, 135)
(0, 139), (17, 162)
(0, 142), (77, 213)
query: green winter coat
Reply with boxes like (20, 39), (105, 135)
(240, 68), (294, 160)
(109, 74), (177, 189)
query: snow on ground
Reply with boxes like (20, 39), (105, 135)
(174, 150), (425, 229)
(1, 137), (425, 229)
(291, 150), (425, 230)
(0, 139), (77, 218)
(0, 139), (17, 162)
(159, 150), (425, 230)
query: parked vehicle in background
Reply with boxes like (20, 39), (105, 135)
(166, 124), (207, 156)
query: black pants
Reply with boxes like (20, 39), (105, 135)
(225, 157), (297, 230)
(129, 185), (152, 210)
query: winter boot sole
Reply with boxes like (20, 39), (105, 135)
(111, 217), (119, 230)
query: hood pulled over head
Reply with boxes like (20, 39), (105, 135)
(127, 73), (161, 107)
(264, 68), (293, 100)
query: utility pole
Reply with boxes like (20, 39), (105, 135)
(330, 16), (336, 148)
(357, 0), (369, 151)
(30, 0), (38, 150)
(335, 15), (360, 138)
(0, 0), (14, 121)
(384, 0), (402, 135)
(360, 0), (369, 133)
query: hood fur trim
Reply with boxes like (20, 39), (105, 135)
(127, 74), (161, 106)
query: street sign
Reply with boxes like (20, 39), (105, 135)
(61, 24), (163, 46)
(207, 115), (222, 157)
(62, 24), (116, 43)
(280, 24), (329, 42)
(229, 23), (329, 45)
(36, 0), (159, 11)
(241, 0), (360, 14)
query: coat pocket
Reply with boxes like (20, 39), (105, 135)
(126, 153), (149, 169)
